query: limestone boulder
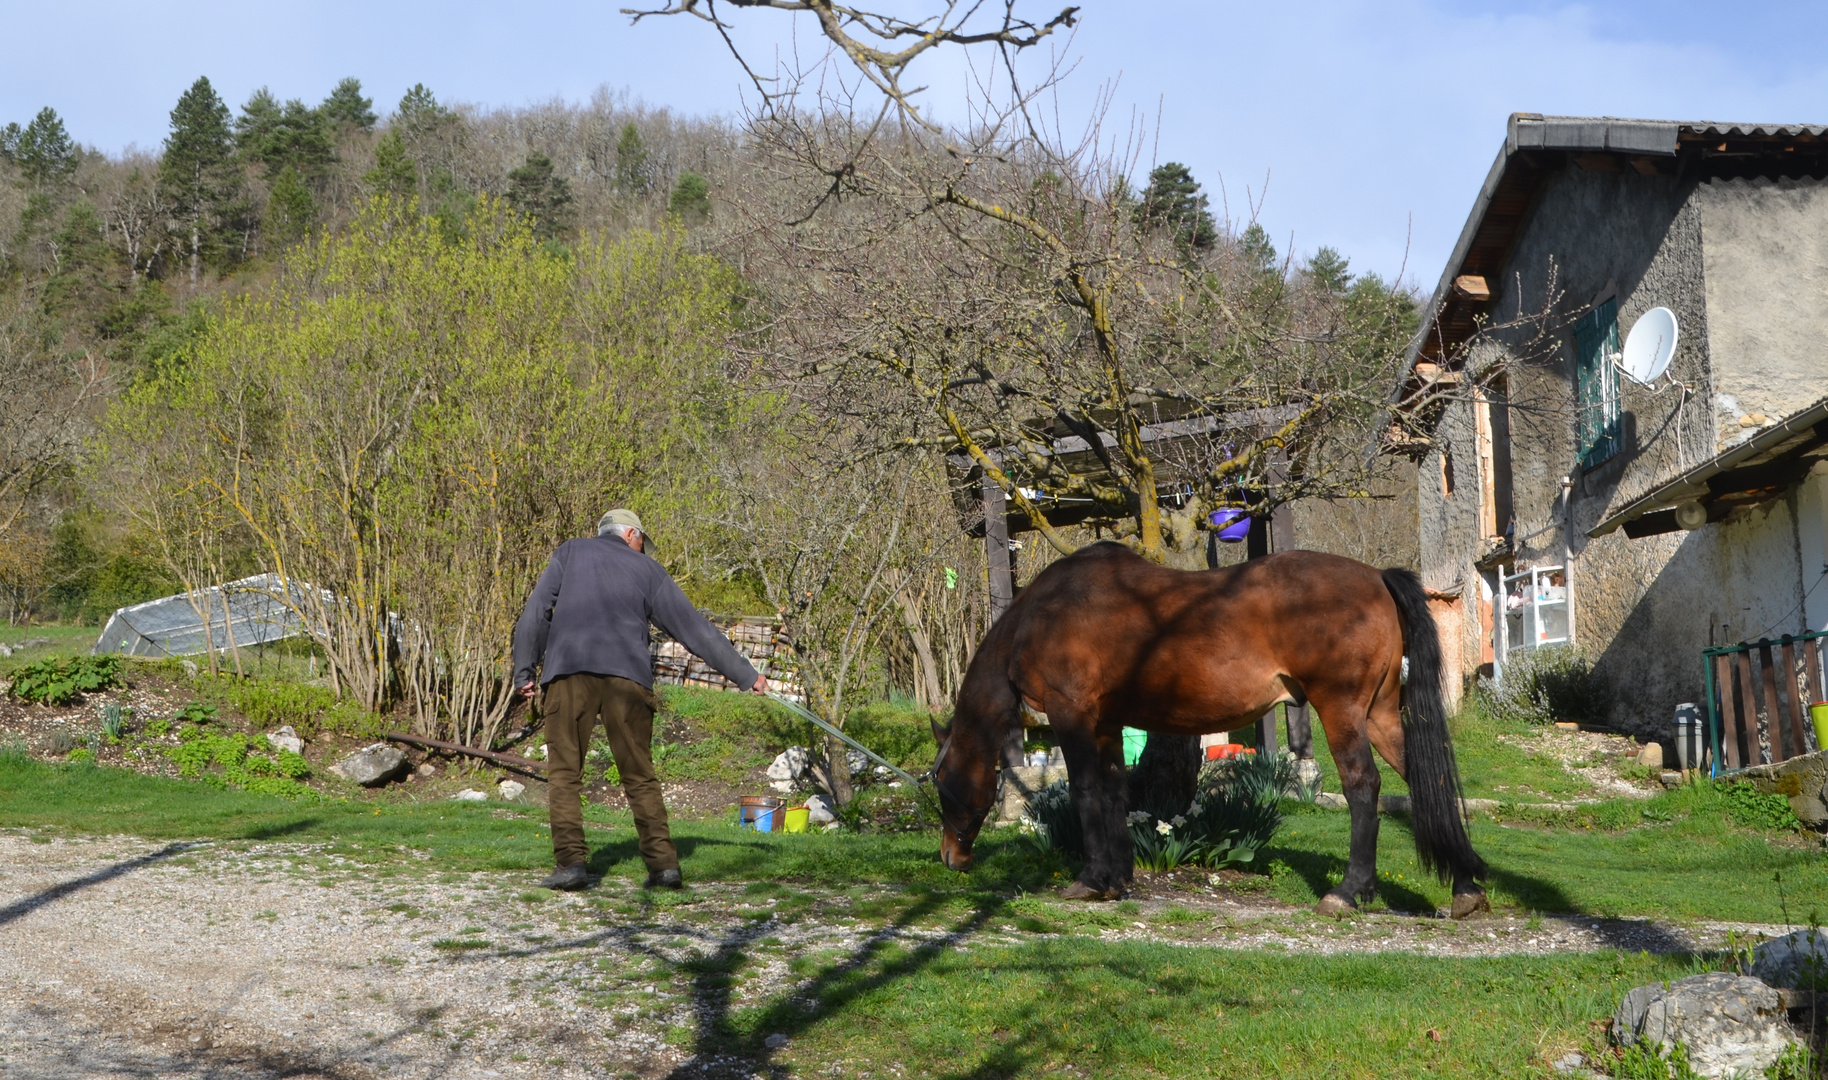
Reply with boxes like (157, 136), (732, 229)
(1751, 928), (1828, 991)
(329, 743), (406, 786)
(264, 725), (303, 756)
(1611, 972), (1795, 1078)
(767, 746), (811, 782)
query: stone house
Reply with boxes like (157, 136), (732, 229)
(1401, 114), (1828, 738)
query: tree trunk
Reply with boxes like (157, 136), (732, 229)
(889, 571), (944, 710)
(824, 732), (854, 808)
(1126, 733), (1201, 822)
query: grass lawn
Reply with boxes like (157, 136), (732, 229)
(0, 624), (103, 660)
(1291, 699), (1606, 803)
(4, 749), (1822, 924)
(738, 941), (1699, 1080)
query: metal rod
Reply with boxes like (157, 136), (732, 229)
(765, 692), (924, 788)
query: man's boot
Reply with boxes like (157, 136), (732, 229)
(643, 867), (683, 890)
(540, 863), (595, 891)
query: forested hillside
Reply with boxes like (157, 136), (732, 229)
(0, 71), (1420, 746)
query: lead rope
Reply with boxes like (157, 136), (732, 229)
(762, 691), (965, 833)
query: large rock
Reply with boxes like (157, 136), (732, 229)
(329, 743), (407, 787)
(1751, 929), (1828, 991)
(804, 795), (836, 825)
(1612, 972), (1795, 1078)
(767, 746), (810, 782)
(264, 726), (303, 756)
(1735, 749), (1828, 828)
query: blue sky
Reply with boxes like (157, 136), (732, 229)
(5, 1), (1827, 291)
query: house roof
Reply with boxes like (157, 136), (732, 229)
(1403, 115), (1828, 378)
(1589, 395), (1828, 539)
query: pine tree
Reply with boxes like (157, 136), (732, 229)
(1306, 246), (1352, 295)
(395, 83), (453, 141)
(668, 171), (709, 225)
(364, 130), (418, 200)
(12, 108), (76, 188)
(1135, 163), (1217, 251)
(263, 165), (316, 245)
(233, 88), (282, 157)
(1240, 222), (1278, 275)
(159, 77), (235, 286)
(613, 122), (649, 196)
(320, 77), (376, 131)
(238, 91), (334, 182)
(506, 152), (573, 240)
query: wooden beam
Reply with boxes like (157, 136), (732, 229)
(982, 477), (1015, 621)
(1452, 275), (1491, 302)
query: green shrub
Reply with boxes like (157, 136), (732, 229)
(1476, 646), (1608, 726)
(1025, 754), (1289, 872)
(165, 725), (314, 798)
(190, 675), (381, 739)
(1715, 780), (1802, 833)
(6, 655), (122, 706)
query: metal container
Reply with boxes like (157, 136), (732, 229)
(1673, 703), (1705, 772)
(738, 795), (784, 832)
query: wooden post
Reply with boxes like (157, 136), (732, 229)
(983, 476), (1014, 622)
(982, 476), (1022, 768)
(1250, 449), (1298, 756)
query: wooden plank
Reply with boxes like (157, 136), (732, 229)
(1716, 654), (1741, 770)
(1755, 647), (1781, 765)
(1735, 650), (1761, 766)
(1807, 639), (1826, 753)
(1453, 275), (1491, 301)
(1780, 639), (1808, 761)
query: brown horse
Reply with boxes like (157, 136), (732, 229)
(929, 541), (1489, 918)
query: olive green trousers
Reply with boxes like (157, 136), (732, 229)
(541, 673), (675, 871)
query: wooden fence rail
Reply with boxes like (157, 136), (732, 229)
(1704, 631), (1826, 774)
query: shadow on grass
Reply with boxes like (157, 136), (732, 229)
(664, 888), (1009, 1080)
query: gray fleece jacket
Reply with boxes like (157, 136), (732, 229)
(511, 533), (759, 691)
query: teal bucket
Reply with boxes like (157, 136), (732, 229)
(1122, 727), (1147, 766)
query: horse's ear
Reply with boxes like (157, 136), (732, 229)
(930, 716), (949, 744)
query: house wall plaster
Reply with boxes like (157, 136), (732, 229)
(1697, 177), (1828, 448)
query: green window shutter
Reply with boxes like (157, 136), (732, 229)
(1574, 298), (1621, 468)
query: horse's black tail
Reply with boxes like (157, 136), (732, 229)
(1381, 568), (1487, 885)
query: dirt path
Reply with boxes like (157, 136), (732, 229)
(0, 833), (1796, 1080)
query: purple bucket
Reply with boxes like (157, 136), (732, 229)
(1208, 507), (1251, 544)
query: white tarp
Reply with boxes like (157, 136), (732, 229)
(93, 574), (311, 657)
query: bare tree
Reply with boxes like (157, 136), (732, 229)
(0, 293), (102, 549)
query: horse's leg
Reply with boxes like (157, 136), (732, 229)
(1365, 694), (1490, 918)
(1313, 693), (1381, 916)
(1056, 715), (1130, 900)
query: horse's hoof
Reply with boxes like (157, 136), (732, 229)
(1315, 893), (1355, 918)
(1061, 880), (1123, 902)
(1449, 891), (1491, 920)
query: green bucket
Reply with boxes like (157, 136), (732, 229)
(1122, 727), (1148, 766)
(1810, 701), (1828, 753)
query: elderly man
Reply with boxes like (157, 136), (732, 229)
(513, 509), (767, 891)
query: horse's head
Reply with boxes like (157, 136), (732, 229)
(930, 713), (998, 872)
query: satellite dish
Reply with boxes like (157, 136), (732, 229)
(1620, 307), (1679, 386)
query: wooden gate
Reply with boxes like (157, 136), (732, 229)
(1703, 632), (1827, 775)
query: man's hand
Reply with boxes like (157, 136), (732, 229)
(750, 674), (770, 696)
(519, 680), (537, 700)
